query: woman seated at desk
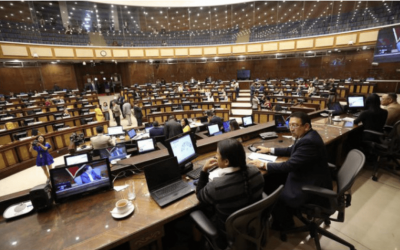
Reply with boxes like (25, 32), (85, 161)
(196, 139), (264, 248)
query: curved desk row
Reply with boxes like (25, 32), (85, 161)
(0, 113), (99, 146)
(145, 109), (230, 125)
(0, 110), (365, 250)
(0, 120), (109, 179)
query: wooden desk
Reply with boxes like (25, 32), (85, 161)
(0, 115), (361, 250)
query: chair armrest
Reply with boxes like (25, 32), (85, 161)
(363, 130), (384, 137)
(328, 163), (336, 169)
(301, 185), (337, 199)
(190, 210), (218, 238)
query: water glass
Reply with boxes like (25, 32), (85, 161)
(125, 180), (136, 200)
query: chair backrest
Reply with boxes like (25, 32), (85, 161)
(337, 149), (365, 196)
(5, 122), (15, 130)
(225, 185), (283, 250)
(387, 120), (400, 155)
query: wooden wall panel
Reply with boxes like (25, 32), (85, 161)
(0, 68), (42, 93)
(40, 64), (78, 90)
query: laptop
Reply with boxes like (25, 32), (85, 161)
(144, 157), (195, 207)
(274, 114), (290, 132)
(137, 138), (156, 154)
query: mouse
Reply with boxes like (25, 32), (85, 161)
(278, 140), (283, 143)
(193, 180), (199, 186)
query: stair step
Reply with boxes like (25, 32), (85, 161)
(237, 97), (251, 102)
(232, 103), (252, 108)
(231, 109), (253, 116)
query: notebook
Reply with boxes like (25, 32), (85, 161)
(144, 157), (195, 207)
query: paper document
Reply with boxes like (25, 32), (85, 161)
(342, 117), (355, 122)
(248, 153), (278, 163)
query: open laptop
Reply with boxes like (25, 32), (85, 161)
(207, 124), (223, 136)
(137, 138), (156, 154)
(144, 157), (195, 207)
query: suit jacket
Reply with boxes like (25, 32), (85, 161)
(133, 106), (143, 118)
(164, 119), (183, 139)
(267, 129), (332, 208)
(149, 127), (164, 137)
(81, 171), (101, 184)
(90, 134), (116, 150)
(122, 102), (132, 115)
(209, 116), (223, 129)
(386, 102), (400, 126)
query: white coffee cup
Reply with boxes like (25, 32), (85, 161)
(334, 116), (340, 120)
(115, 199), (129, 214)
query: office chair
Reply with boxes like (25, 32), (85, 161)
(362, 120), (400, 181)
(153, 135), (165, 146)
(280, 149), (365, 250)
(190, 185), (283, 250)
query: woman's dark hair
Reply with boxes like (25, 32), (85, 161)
(36, 135), (46, 144)
(182, 118), (189, 127)
(229, 120), (240, 131)
(365, 93), (381, 111)
(217, 139), (251, 200)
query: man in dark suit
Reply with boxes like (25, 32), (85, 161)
(249, 112), (332, 230)
(164, 115), (182, 139)
(207, 111), (223, 130)
(133, 102), (143, 126)
(80, 165), (102, 184)
(149, 121), (164, 137)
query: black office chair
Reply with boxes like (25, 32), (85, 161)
(190, 185), (283, 250)
(280, 149), (365, 250)
(362, 120), (400, 181)
(153, 135), (165, 146)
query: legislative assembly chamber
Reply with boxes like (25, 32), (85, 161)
(0, 1), (400, 250)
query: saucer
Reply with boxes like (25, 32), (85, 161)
(110, 203), (134, 219)
(332, 119), (342, 122)
(320, 113), (329, 117)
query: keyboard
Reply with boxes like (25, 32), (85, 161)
(153, 181), (188, 198)
(186, 166), (218, 180)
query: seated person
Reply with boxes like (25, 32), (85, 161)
(149, 121), (164, 137)
(354, 93), (388, 142)
(181, 118), (191, 133)
(249, 112), (332, 230)
(90, 125), (116, 150)
(381, 92), (400, 126)
(196, 139), (264, 248)
(63, 109), (70, 117)
(207, 110), (223, 130)
(80, 165), (101, 184)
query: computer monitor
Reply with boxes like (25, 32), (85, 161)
(328, 102), (344, 115)
(145, 123), (153, 128)
(107, 126), (124, 136)
(347, 96), (365, 110)
(145, 126), (153, 133)
(281, 106), (289, 112)
(0, 101), (6, 105)
(143, 101), (152, 106)
(64, 153), (90, 167)
(297, 98), (305, 103)
(274, 114), (290, 132)
(151, 107), (160, 113)
(181, 98), (187, 102)
(207, 124), (220, 136)
(127, 128), (136, 139)
(191, 104), (198, 110)
(33, 108), (42, 113)
(99, 143), (127, 162)
(214, 104), (221, 109)
(82, 102), (90, 106)
(199, 116), (208, 124)
(223, 120), (231, 132)
(242, 116), (253, 127)
(13, 131), (28, 141)
(24, 118), (35, 126)
(202, 97), (208, 101)
(162, 99), (169, 103)
(85, 117), (94, 123)
(53, 113), (63, 120)
(57, 106), (64, 111)
(137, 138), (156, 154)
(165, 132), (198, 170)
(276, 98), (284, 102)
(53, 123), (65, 131)
(49, 158), (113, 203)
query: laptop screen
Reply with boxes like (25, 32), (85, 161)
(99, 143), (127, 161)
(64, 153), (90, 167)
(137, 138), (156, 153)
(168, 133), (197, 165)
(50, 159), (113, 203)
(108, 126), (124, 136)
(275, 114), (289, 132)
(144, 157), (181, 191)
(145, 126), (153, 133)
(208, 124), (220, 135)
(127, 129), (136, 139)
(223, 121), (230, 132)
(242, 116), (253, 126)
